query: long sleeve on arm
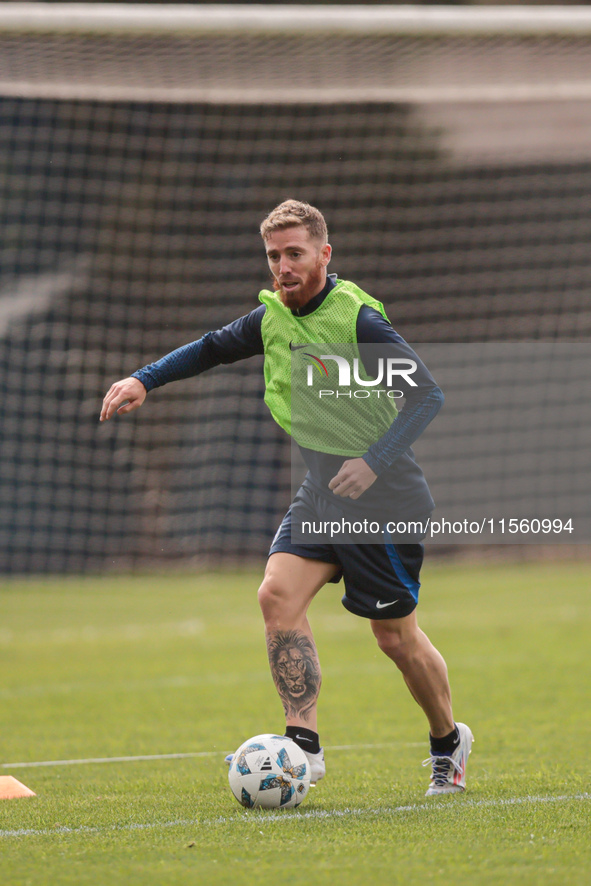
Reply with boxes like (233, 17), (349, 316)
(355, 305), (444, 476)
(131, 304), (266, 392)
(363, 386), (444, 476)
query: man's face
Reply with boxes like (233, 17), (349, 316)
(264, 226), (332, 310)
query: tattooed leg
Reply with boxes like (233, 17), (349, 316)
(258, 553), (339, 731)
(266, 628), (322, 726)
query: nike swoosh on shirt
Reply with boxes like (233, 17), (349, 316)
(376, 600), (399, 609)
(289, 342), (309, 351)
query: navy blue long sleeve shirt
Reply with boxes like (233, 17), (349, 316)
(133, 275), (442, 519)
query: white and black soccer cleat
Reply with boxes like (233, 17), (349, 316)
(423, 722), (474, 796)
(304, 747), (325, 787)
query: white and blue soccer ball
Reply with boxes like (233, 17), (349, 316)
(228, 733), (310, 809)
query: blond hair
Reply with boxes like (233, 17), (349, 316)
(260, 199), (328, 244)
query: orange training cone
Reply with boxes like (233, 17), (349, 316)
(0, 776), (36, 799)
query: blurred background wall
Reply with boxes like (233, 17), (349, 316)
(0, 5), (590, 571)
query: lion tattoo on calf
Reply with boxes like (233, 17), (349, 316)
(267, 630), (321, 720)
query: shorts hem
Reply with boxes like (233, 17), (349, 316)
(268, 545), (343, 584)
(341, 596), (417, 621)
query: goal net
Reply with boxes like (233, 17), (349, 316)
(1, 5), (591, 571)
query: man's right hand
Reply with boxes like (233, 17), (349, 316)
(100, 377), (147, 422)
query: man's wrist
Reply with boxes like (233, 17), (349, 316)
(362, 452), (383, 477)
(130, 370), (156, 392)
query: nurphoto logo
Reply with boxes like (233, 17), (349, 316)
(302, 353), (417, 398)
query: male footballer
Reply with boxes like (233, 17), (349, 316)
(100, 200), (473, 795)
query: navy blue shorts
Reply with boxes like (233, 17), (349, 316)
(269, 486), (427, 621)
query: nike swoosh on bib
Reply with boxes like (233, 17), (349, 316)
(376, 600), (399, 609)
(289, 341), (309, 351)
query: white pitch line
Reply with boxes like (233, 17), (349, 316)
(1, 742), (424, 770)
(1, 751), (223, 769)
(1, 793), (589, 840)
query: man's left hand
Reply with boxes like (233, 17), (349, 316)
(328, 458), (377, 500)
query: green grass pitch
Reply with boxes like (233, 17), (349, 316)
(1, 560), (589, 885)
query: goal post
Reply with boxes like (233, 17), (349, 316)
(3, 5), (591, 103)
(1, 5), (590, 571)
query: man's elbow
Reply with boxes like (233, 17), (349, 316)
(432, 386), (444, 409)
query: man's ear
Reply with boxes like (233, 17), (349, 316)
(320, 243), (332, 267)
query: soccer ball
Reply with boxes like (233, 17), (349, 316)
(228, 733), (310, 809)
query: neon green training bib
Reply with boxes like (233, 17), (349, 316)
(259, 278), (398, 456)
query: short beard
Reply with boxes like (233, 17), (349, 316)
(277, 261), (325, 310)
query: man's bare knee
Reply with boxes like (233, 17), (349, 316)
(373, 627), (408, 665)
(258, 575), (291, 620)
(371, 618), (419, 667)
(258, 553), (339, 627)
